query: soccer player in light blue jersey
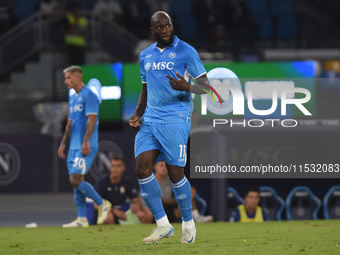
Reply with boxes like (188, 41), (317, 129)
(58, 66), (111, 228)
(129, 11), (211, 244)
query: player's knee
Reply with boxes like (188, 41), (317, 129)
(70, 179), (81, 188)
(168, 168), (184, 183)
(135, 164), (152, 179)
(69, 174), (83, 188)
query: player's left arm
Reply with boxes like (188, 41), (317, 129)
(166, 46), (210, 94)
(82, 114), (96, 156)
(166, 72), (209, 95)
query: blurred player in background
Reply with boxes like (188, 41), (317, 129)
(94, 155), (153, 224)
(58, 65), (111, 228)
(129, 11), (210, 244)
(230, 186), (269, 222)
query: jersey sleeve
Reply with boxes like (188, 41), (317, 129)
(139, 53), (147, 83)
(68, 96), (73, 120)
(229, 208), (240, 222)
(185, 46), (206, 79)
(85, 90), (100, 116)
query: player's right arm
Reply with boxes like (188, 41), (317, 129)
(129, 83), (147, 131)
(58, 119), (73, 159)
(130, 50), (148, 131)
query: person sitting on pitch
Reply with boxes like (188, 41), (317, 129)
(93, 155), (150, 224)
(230, 186), (269, 222)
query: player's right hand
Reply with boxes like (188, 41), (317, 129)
(129, 115), (141, 131)
(58, 144), (66, 159)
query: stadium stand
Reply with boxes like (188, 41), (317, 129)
(227, 187), (245, 220)
(286, 186), (321, 220)
(323, 185), (340, 220)
(194, 193), (207, 216)
(259, 186), (285, 221)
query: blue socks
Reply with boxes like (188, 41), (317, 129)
(138, 174), (166, 221)
(172, 176), (193, 221)
(74, 188), (86, 218)
(138, 174), (193, 222)
(77, 181), (103, 206)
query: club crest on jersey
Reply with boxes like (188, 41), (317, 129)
(145, 62), (151, 71)
(120, 186), (125, 194)
(169, 52), (176, 58)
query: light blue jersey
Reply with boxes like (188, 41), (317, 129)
(139, 36), (206, 123)
(69, 86), (99, 150)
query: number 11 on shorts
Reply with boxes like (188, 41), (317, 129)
(179, 144), (186, 162)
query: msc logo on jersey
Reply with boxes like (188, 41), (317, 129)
(152, 62), (174, 70)
(70, 104), (83, 113)
(169, 52), (176, 58)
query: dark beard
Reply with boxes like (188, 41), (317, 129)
(155, 30), (175, 48)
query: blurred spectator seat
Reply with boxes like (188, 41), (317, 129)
(259, 186), (285, 221)
(12, 0), (38, 23)
(323, 185), (340, 219)
(276, 16), (299, 39)
(246, 0), (270, 16)
(169, 0), (196, 39)
(253, 15), (272, 39)
(227, 187), (245, 219)
(245, 0), (272, 39)
(270, 0), (294, 16)
(286, 186), (321, 220)
(195, 193), (207, 215)
(270, 0), (300, 39)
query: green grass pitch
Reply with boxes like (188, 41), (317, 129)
(1, 220), (339, 255)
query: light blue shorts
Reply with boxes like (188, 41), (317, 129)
(67, 148), (98, 175)
(134, 121), (190, 167)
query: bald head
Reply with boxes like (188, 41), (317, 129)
(151, 11), (171, 27)
(150, 11), (174, 48)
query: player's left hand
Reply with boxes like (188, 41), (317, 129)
(82, 141), (91, 156)
(166, 72), (190, 92)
